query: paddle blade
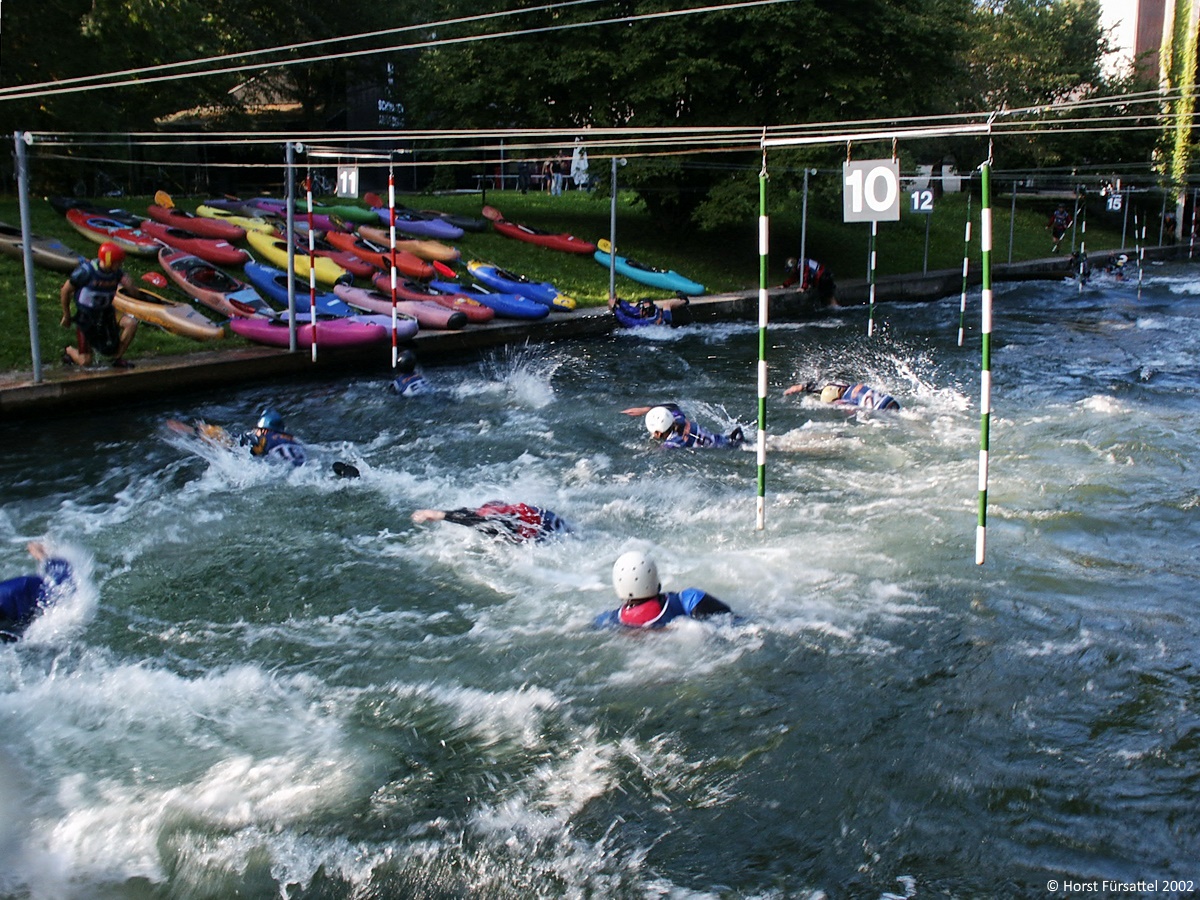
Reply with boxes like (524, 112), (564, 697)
(432, 260), (457, 279)
(333, 461), (360, 479)
(597, 239), (613, 253)
(363, 191), (383, 207)
(154, 190), (175, 209)
(480, 205), (502, 222)
(141, 272), (169, 288)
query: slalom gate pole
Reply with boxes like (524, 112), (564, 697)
(958, 191), (972, 347)
(15, 132), (42, 382)
(1157, 189), (1166, 246)
(285, 142), (297, 353)
(756, 152), (769, 531)
(1138, 219), (1146, 299)
(1077, 203), (1087, 292)
(867, 220), (878, 337)
(976, 156), (994, 566)
(307, 177), (318, 361)
(1122, 187), (1131, 249)
(389, 165), (399, 368)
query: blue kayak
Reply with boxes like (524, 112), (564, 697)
(465, 261), (576, 310)
(593, 240), (705, 295)
(244, 261), (360, 318)
(428, 279), (550, 320)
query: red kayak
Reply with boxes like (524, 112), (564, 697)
(158, 247), (276, 319)
(287, 233), (377, 279)
(146, 204), (246, 242)
(324, 230), (433, 279)
(141, 220), (249, 267)
(371, 271), (495, 322)
(333, 283), (468, 331)
(64, 208), (160, 257)
(482, 205), (596, 254)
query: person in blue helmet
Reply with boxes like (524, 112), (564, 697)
(59, 241), (139, 368)
(411, 501), (571, 543)
(608, 293), (691, 328)
(784, 381), (901, 411)
(241, 408), (307, 466)
(622, 403), (745, 450)
(594, 550), (732, 629)
(392, 350), (432, 397)
(0, 542), (74, 642)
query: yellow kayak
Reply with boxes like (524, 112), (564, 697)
(246, 230), (350, 286)
(357, 226), (461, 263)
(195, 204), (276, 235)
(114, 285), (225, 341)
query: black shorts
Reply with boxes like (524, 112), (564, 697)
(75, 305), (122, 356)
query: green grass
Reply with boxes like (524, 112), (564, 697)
(0, 187), (1135, 374)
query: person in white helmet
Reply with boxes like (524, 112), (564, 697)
(594, 550), (732, 628)
(622, 403), (744, 449)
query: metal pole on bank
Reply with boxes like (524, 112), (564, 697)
(608, 156), (625, 301)
(958, 190), (972, 347)
(798, 167), (813, 272)
(285, 141), (297, 352)
(1008, 181), (1016, 264)
(976, 154), (994, 566)
(15, 132), (42, 383)
(756, 150), (770, 531)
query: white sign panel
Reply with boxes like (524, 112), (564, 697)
(843, 159), (901, 222)
(336, 166), (360, 198)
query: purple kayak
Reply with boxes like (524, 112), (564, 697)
(370, 208), (464, 240)
(229, 314), (390, 349)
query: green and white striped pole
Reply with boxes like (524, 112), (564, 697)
(976, 156), (994, 565)
(958, 190), (972, 346)
(867, 220), (878, 337)
(756, 151), (769, 530)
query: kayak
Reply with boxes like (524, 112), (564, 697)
(0, 221), (85, 272)
(466, 260), (575, 310)
(291, 233), (377, 279)
(356, 226), (460, 263)
(113, 284), (225, 341)
(229, 315), (390, 349)
(593, 239), (705, 295)
(333, 283), (467, 331)
(428, 279), (549, 320)
(50, 197), (144, 228)
(146, 204), (246, 241)
(64, 208), (160, 257)
(246, 230), (351, 286)
(158, 247), (277, 319)
(370, 208), (464, 240)
(140, 220), (249, 267)
(371, 272), (495, 323)
(482, 206), (595, 254)
(243, 260), (365, 318)
(241, 198), (351, 233)
(194, 204), (277, 235)
(418, 209), (490, 233)
(323, 230), (433, 279)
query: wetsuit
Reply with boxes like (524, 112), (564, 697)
(593, 588), (732, 629)
(612, 298), (671, 328)
(442, 502), (571, 543)
(393, 372), (432, 397)
(1049, 208), (1072, 247)
(241, 427), (307, 466)
(0, 557), (73, 642)
(67, 260), (124, 356)
(657, 403), (744, 449)
(838, 384), (900, 411)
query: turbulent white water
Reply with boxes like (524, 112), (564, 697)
(1, 263), (1198, 899)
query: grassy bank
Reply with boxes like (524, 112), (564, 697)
(0, 187), (1134, 373)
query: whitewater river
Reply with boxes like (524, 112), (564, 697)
(1, 262), (1197, 899)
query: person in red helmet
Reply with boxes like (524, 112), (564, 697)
(60, 241), (138, 368)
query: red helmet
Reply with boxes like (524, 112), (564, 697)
(97, 242), (126, 269)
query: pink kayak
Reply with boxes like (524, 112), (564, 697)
(333, 283), (468, 331)
(229, 314), (389, 348)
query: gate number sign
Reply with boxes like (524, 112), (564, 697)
(843, 159), (901, 222)
(336, 166), (360, 198)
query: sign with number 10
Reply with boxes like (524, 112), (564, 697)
(843, 159), (901, 222)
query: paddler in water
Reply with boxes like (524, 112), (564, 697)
(594, 550), (733, 629)
(167, 407), (308, 467)
(784, 381), (901, 411)
(623, 403), (745, 450)
(392, 350), (432, 397)
(0, 542), (75, 642)
(608, 292), (691, 328)
(411, 501), (571, 543)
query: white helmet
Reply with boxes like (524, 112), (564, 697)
(612, 550), (660, 601)
(644, 406), (675, 436)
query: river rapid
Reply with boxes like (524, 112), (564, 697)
(1, 262), (1198, 899)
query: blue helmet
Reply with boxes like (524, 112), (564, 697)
(257, 408), (284, 431)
